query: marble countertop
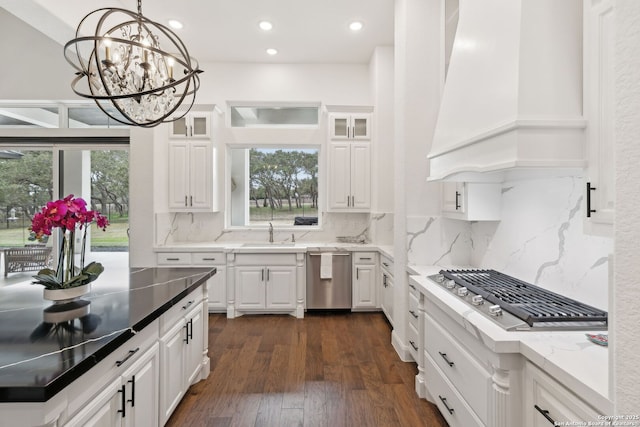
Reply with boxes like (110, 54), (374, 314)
(407, 264), (612, 414)
(155, 242), (394, 256)
(0, 267), (215, 403)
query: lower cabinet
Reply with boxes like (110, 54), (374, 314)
(159, 302), (205, 425)
(523, 361), (602, 426)
(352, 252), (377, 310)
(379, 255), (394, 324)
(235, 265), (297, 310)
(65, 343), (160, 427)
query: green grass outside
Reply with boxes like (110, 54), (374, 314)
(0, 219), (129, 248)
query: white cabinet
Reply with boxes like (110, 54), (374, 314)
(159, 302), (205, 425)
(379, 255), (394, 325)
(235, 265), (297, 311)
(65, 344), (159, 427)
(584, 0), (614, 236)
(441, 182), (501, 221)
(352, 252), (377, 310)
(329, 113), (371, 140)
(168, 140), (217, 212)
(192, 252), (227, 312)
(328, 141), (371, 211)
(524, 361), (602, 427)
(168, 112), (210, 139)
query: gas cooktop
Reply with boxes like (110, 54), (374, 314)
(429, 269), (608, 331)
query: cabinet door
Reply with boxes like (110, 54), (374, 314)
(265, 266), (296, 309)
(236, 266), (267, 309)
(353, 264), (376, 309)
(122, 344), (159, 427)
(350, 114), (371, 140)
(350, 143), (371, 210)
(330, 114), (350, 139)
(585, 0), (614, 232)
(188, 142), (213, 210)
(185, 305), (205, 386)
(328, 142), (352, 210)
(169, 117), (189, 139)
(189, 113), (210, 138)
(381, 273), (394, 323)
(168, 142), (190, 209)
(65, 378), (123, 427)
(207, 266), (227, 311)
(442, 182), (464, 213)
(159, 321), (187, 425)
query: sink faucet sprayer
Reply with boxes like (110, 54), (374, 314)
(268, 222), (274, 243)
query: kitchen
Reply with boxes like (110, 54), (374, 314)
(0, 0), (638, 426)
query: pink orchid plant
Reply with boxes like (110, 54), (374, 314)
(30, 194), (110, 289)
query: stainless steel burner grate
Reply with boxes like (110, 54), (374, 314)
(440, 269), (608, 329)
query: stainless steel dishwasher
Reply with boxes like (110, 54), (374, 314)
(306, 252), (352, 309)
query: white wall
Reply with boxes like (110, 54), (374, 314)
(0, 8), (76, 100)
(613, 0), (640, 413)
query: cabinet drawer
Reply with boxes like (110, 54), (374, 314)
(407, 322), (419, 361)
(353, 252), (376, 264)
(408, 291), (420, 330)
(425, 354), (484, 427)
(425, 314), (491, 423)
(160, 286), (204, 335)
(157, 252), (192, 265)
(192, 252), (225, 265)
(380, 255), (394, 273)
(524, 361), (601, 426)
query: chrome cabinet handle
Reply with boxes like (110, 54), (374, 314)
(438, 395), (454, 415)
(439, 351), (454, 367)
(409, 340), (418, 351)
(115, 347), (140, 367)
(409, 310), (419, 319)
(534, 405), (556, 425)
(182, 300), (194, 310)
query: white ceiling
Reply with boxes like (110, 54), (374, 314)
(1, 0), (395, 64)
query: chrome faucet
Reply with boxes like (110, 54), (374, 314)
(268, 222), (274, 243)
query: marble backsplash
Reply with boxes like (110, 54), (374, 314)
(155, 211), (394, 246)
(469, 175), (612, 310)
(406, 215), (471, 266)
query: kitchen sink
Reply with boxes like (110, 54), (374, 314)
(240, 242), (297, 247)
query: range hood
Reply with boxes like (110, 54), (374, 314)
(428, 0), (586, 181)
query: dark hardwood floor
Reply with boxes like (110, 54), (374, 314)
(166, 312), (448, 427)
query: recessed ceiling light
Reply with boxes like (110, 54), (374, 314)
(168, 19), (183, 30)
(259, 21), (273, 31)
(349, 21), (363, 31)
(266, 48), (278, 55)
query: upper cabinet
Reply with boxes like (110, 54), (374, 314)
(329, 113), (371, 140)
(584, 0), (614, 236)
(326, 107), (373, 212)
(166, 109), (219, 212)
(428, 0), (586, 181)
(442, 182), (501, 221)
(168, 112), (211, 139)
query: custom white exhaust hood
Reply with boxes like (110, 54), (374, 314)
(428, 0), (586, 181)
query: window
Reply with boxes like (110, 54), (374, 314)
(228, 103), (319, 128)
(229, 147), (319, 227)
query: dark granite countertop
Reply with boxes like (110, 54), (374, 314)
(0, 267), (216, 403)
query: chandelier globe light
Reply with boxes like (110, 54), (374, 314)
(64, 0), (203, 127)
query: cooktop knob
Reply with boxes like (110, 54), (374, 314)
(471, 295), (484, 305)
(489, 305), (503, 317)
(445, 279), (456, 289)
(457, 287), (468, 297)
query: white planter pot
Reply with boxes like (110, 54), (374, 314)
(43, 284), (91, 303)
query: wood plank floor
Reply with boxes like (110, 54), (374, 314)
(166, 312), (448, 427)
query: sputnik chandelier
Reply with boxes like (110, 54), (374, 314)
(64, 0), (203, 127)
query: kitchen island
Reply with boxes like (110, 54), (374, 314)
(0, 267), (215, 427)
